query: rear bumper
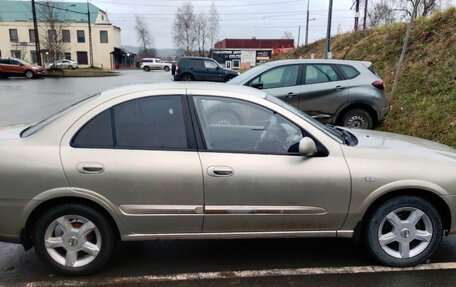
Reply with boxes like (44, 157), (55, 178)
(173, 74), (183, 81)
(378, 106), (389, 122)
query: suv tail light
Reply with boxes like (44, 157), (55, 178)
(372, 80), (385, 90)
(176, 65), (179, 72)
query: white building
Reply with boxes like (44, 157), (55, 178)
(0, 0), (127, 69)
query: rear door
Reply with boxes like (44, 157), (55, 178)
(298, 64), (350, 121)
(188, 59), (205, 80)
(248, 64), (302, 107)
(60, 94), (204, 234)
(8, 59), (24, 75)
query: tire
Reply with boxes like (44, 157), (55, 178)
(182, 74), (193, 81)
(144, 66), (150, 72)
(70, 66), (75, 70)
(164, 66), (170, 72)
(365, 195), (443, 267)
(224, 75), (235, 82)
(25, 70), (35, 79)
(340, 108), (374, 129)
(208, 109), (242, 125)
(33, 203), (116, 275)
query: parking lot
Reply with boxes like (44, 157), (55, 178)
(1, 70), (456, 286)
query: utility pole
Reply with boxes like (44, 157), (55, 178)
(354, 0), (360, 31)
(325, 0), (333, 59)
(305, 0), (310, 45)
(363, 0), (368, 30)
(87, 0), (94, 67)
(31, 0), (42, 66)
(389, 0), (419, 106)
(297, 25), (301, 47)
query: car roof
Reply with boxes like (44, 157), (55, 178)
(263, 59), (372, 67)
(99, 82), (267, 100)
(179, 56), (212, 61)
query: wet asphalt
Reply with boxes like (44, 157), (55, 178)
(1, 70), (456, 286)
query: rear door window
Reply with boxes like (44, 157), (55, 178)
(72, 109), (113, 148)
(188, 59), (203, 69)
(304, 64), (340, 84)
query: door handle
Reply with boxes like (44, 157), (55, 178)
(76, 163), (104, 174)
(287, 92), (295, 99)
(207, 166), (234, 177)
(334, 85), (345, 90)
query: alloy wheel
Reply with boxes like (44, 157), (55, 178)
(44, 215), (102, 268)
(378, 207), (433, 259)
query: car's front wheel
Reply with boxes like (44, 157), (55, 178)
(365, 196), (443, 267)
(33, 203), (116, 275)
(25, 70), (35, 79)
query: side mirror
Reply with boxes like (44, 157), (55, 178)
(299, 137), (317, 157)
(251, 82), (264, 90)
(216, 66), (220, 70)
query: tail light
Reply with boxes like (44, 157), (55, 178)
(176, 65), (179, 72)
(372, 80), (385, 90)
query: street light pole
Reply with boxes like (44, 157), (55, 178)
(297, 25), (301, 47)
(305, 0), (310, 45)
(325, 0), (333, 59)
(363, 0), (368, 30)
(354, 0), (360, 31)
(87, 0), (94, 67)
(31, 0), (42, 66)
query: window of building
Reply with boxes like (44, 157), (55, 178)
(72, 110), (113, 148)
(0, 50), (2, 58)
(101, 15), (104, 21)
(233, 59), (240, 69)
(9, 29), (18, 42)
(77, 51), (88, 65)
(250, 65), (300, 89)
(113, 96), (188, 149)
(29, 29), (36, 43)
(48, 30), (57, 41)
(11, 50), (21, 58)
(304, 64), (340, 85)
(62, 30), (71, 43)
(100, 30), (108, 43)
(64, 52), (72, 60)
(77, 30), (85, 43)
(30, 51), (37, 64)
(193, 96), (303, 154)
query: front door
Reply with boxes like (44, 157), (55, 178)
(203, 59), (221, 81)
(191, 96), (351, 232)
(60, 95), (204, 234)
(298, 64), (350, 121)
(248, 64), (302, 108)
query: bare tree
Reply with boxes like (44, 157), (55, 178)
(38, 1), (68, 68)
(173, 2), (197, 55)
(194, 13), (208, 56)
(208, 1), (220, 52)
(368, 1), (395, 27)
(281, 31), (294, 39)
(135, 15), (156, 58)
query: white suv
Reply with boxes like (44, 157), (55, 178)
(141, 58), (172, 72)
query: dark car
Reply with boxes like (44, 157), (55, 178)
(0, 58), (45, 79)
(172, 57), (239, 82)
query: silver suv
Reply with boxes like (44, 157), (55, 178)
(228, 59), (388, 129)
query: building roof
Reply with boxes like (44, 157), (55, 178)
(214, 38), (295, 49)
(0, 0), (100, 23)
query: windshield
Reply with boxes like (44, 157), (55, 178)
(21, 93), (100, 138)
(265, 95), (345, 144)
(228, 64), (269, 84)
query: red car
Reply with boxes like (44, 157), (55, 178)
(0, 57), (45, 79)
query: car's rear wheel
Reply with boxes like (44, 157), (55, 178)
(340, 108), (374, 129)
(144, 66), (150, 72)
(164, 66), (170, 72)
(25, 70), (34, 79)
(365, 196), (443, 267)
(182, 74), (193, 81)
(33, 203), (115, 275)
(70, 66), (75, 70)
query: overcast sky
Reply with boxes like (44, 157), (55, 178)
(77, 0), (362, 49)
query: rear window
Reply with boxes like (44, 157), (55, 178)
(142, 59), (153, 63)
(188, 59), (203, 69)
(0, 59), (9, 64)
(339, 65), (360, 79)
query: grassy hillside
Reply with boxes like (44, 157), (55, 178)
(276, 8), (456, 148)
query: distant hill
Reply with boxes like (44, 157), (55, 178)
(122, 46), (184, 59)
(276, 8), (456, 148)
